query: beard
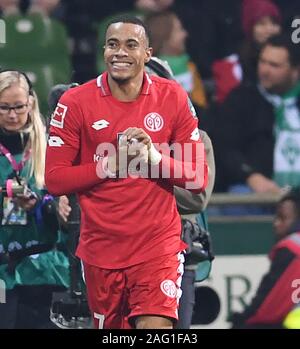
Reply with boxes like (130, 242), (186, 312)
(110, 74), (131, 84)
(260, 76), (296, 96)
(263, 83), (288, 95)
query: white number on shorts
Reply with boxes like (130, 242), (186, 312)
(94, 312), (105, 329)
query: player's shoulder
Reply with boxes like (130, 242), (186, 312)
(150, 75), (184, 94)
(150, 75), (189, 109)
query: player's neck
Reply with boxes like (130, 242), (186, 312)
(108, 74), (144, 102)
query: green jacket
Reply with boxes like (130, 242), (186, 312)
(0, 152), (70, 290)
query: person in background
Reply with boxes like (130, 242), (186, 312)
(0, 70), (69, 329)
(145, 11), (207, 111)
(0, 0), (20, 15)
(231, 187), (300, 329)
(213, 34), (300, 194)
(186, 0), (243, 81)
(212, 0), (282, 104)
(135, 0), (174, 13)
(175, 129), (215, 329)
(27, 0), (61, 17)
(147, 56), (215, 328)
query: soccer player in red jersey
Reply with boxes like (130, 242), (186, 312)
(45, 15), (207, 329)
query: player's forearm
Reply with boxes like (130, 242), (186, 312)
(45, 163), (100, 196)
(160, 154), (208, 194)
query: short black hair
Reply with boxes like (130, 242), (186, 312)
(105, 15), (150, 46)
(279, 187), (300, 217)
(262, 34), (300, 67)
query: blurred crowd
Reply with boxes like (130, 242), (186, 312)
(1, 0), (300, 196)
(1, 0), (300, 330)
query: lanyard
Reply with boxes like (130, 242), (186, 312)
(0, 142), (31, 173)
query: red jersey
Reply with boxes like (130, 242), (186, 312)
(45, 72), (207, 268)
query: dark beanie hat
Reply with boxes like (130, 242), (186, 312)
(48, 83), (79, 113)
(242, 0), (282, 38)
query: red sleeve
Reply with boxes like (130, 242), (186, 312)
(45, 93), (101, 196)
(157, 86), (207, 193)
(244, 248), (296, 326)
(212, 56), (241, 104)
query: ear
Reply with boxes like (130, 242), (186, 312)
(296, 66), (300, 81)
(291, 66), (300, 83)
(28, 95), (34, 112)
(144, 47), (153, 64)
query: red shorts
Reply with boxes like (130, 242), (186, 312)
(83, 252), (184, 329)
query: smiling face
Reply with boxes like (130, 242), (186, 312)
(252, 16), (281, 45)
(258, 45), (299, 95)
(0, 83), (31, 131)
(104, 22), (152, 84)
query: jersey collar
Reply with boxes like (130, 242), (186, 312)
(96, 71), (152, 97)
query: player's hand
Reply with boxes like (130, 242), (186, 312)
(123, 127), (152, 150)
(107, 131), (149, 175)
(247, 173), (281, 193)
(122, 127), (161, 165)
(106, 136), (134, 175)
(58, 195), (71, 222)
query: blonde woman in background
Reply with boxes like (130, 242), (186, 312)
(0, 70), (69, 329)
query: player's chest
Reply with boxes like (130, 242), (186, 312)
(81, 99), (174, 146)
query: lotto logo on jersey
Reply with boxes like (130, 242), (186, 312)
(50, 103), (68, 129)
(190, 128), (200, 141)
(92, 119), (110, 131)
(48, 136), (64, 147)
(144, 113), (164, 132)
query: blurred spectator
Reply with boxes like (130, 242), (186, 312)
(231, 187), (300, 329)
(57, 1), (134, 83)
(176, 130), (215, 329)
(145, 11), (207, 110)
(213, 34), (300, 193)
(183, 0), (243, 80)
(0, 2), (72, 115)
(28, 0), (60, 17)
(213, 0), (282, 104)
(0, 70), (69, 329)
(0, 0), (20, 15)
(146, 57), (215, 329)
(0, 0), (63, 17)
(135, 0), (174, 12)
